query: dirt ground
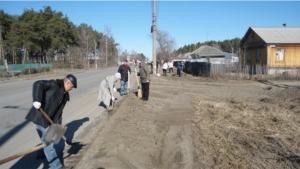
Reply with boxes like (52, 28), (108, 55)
(62, 69), (300, 169)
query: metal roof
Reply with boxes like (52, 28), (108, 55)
(224, 52), (238, 59)
(191, 45), (224, 57)
(251, 27), (300, 43)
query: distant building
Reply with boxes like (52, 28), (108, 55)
(189, 45), (237, 64)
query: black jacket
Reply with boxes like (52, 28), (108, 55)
(118, 64), (131, 82)
(25, 79), (70, 128)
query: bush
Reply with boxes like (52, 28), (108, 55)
(37, 67), (50, 73)
(21, 68), (38, 75)
(76, 64), (84, 69)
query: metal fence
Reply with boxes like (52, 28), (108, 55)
(0, 63), (52, 72)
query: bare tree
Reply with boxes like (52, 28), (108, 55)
(212, 43), (221, 50)
(78, 23), (94, 68)
(103, 26), (112, 67)
(156, 29), (176, 61)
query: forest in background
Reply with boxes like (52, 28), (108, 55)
(0, 6), (240, 68)
(0, 6), (146, 69)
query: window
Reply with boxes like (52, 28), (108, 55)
(276, 49), (284, 61)
(256, 49), (261, 61)
(247, 50), (251, 61)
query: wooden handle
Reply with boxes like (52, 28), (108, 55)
(39, 108), (67, 142)
(0, 144), (46, 165)
(135, 72), (140, 87)
(39, 108), (54, 124)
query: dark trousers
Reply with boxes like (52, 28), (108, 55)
(141, 82), (150, 100)
(163, 69), (167, 76)
(177, 68), (182, 77)
(169, 68), (173, 73)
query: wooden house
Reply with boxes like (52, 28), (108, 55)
(240, 27), (300, 74)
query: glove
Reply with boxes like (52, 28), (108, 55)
(113, 88), (117, 92)
(33, 101), (41, 109)
(112, 96), (115, 101)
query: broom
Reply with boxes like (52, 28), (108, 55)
(135, 71), (142, 98)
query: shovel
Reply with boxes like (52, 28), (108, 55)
(39, 108), (79, 146)
(0, 124), (66, 165)
(108, 97), (117, 114)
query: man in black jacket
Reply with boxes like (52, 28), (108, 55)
(118, 60), (131, 95)
(25, 74), (77, 169)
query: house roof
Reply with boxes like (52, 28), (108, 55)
(224, 52), (238, 59)
(191, 45), (224, 57)
(247, 27), (300, 44)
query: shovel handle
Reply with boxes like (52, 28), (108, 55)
(39, 108), (68, 142)
(39, 108), (55, 124)
(0, 144), (46, 165)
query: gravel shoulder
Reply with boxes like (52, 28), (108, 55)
(28, 69), (300, 169)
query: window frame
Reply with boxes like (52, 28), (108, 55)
(256, 49), (261, 62)
(247, 50), (251, 61)
(276, 48), (284, 61)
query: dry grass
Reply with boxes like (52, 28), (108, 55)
(192, 87), (300, 169)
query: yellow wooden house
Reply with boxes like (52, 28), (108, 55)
(240, 26), (300, 74)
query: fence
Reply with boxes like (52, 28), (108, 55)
(0, 63), (52, 72)
(183, 61), (300, 81)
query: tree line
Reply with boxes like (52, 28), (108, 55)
(0, 6), (127, 69)
(0, 5), (240, 68)
(175, 37), (241, 56)
(154, 28), (241, 63)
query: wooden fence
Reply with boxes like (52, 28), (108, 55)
(183, 61), (300, 81)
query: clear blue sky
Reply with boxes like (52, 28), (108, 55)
(1, 1), (300, 61)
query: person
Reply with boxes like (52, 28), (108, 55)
(177, 61), (183, 77)
(150, 61), (153, 74)
(137, 60), (151, 101)
(168, 61), (173, 73)
(156, 60), (160, 73)
(118, 60), (131, 96)
(25, 74), (77, 169)
(97, 72), (121, 110)
(162, 60), (168, 76)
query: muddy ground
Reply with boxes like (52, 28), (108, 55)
(62, 69), (300, 169)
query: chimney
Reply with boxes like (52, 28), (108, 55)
(283, 23), (286, 27)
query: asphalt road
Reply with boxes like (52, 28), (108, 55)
(0, 67), (117, 168)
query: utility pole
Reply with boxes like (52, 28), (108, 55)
(0, 25), (7, 70)
(152, 0), (157, 74)
(105, 35), (108, 67)
(0, 25), (3, 61)
(94, 39), (97, 69)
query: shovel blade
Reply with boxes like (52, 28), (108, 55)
(44, 124), (67, 145)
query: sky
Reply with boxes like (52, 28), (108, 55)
(1, 1), (300, 61)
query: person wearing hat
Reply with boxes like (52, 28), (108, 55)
(25, 74), (77, 169)
(97, 72), (121, 110)
(137, 60), (151, 101)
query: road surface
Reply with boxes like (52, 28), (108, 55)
(0, 68), (117, 169)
